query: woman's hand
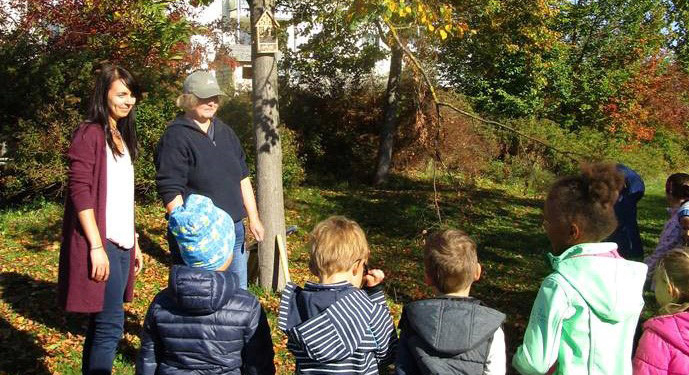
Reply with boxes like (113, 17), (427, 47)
(90, 247), (110, 282)
(240, 177), (264, 242)
(249, 217), (265, 242)
(165, 195), (184, 215)
(134, 236), (144, 275)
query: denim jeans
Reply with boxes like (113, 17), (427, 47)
(228, 220), (247, 289)
(82, 241), (130, 375)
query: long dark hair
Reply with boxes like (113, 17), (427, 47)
(86, 65), (141, 159)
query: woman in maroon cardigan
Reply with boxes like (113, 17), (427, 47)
(58, 65), (144, 374)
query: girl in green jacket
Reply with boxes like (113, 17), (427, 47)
(512, 163), (648, 375)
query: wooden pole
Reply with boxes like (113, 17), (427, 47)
(277, 234), (291, 284)
(250, 0), (287, 291)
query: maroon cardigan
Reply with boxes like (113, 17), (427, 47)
(57, 123), (136, 313)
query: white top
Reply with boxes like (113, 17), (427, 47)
(105, 143), (135, 249)
(484, 326), (506, 375)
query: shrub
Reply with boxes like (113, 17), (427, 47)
(603, 57), (689, 142)
(134, 99), (180, 201)
(1, 99), (79, 202)
(280, 80), (383, 183)
(393, 90), (502, 180)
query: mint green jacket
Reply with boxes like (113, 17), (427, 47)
(512, 242), (647, 375)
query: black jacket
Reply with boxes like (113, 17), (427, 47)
(155, 116), (249, 222)
(395, 297), (505, 375)
(136, 265), (275, 375)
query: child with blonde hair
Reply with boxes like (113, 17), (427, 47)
(278, 216), (397, 374)
(634, 248), (689, 374)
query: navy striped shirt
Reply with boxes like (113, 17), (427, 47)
(278, 281), (397, 374)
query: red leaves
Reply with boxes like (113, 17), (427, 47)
(604, 55), (689, 142)
(13, 0), (201, 69)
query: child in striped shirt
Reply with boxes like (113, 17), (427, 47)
(278, 216), (398, 374)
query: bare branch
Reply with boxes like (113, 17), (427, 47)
(437, 102), (585, 159)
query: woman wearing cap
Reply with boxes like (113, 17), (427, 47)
(58, 65), (144, 373)
(155, 70), (263, 290)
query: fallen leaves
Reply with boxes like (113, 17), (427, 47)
(0, 180), (669, 374)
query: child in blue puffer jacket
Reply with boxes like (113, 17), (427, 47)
(136, 194), (275, 375)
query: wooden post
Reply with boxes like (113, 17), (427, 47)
(250, 0), (287, 291)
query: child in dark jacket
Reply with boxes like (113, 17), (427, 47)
(278, 216), (398, 374)
(395, 229), (506, 375)
(136, 194), (275, 375)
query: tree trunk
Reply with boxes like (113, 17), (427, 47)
(250, 0), (287, 291)
(373, 43), (403, 185)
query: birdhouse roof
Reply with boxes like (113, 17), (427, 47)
(256, 11), (279, 28)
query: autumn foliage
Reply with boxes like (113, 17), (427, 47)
(604, 57), (689, 142)
(0, 0), (212, 201)
(8, 0), (200, 69)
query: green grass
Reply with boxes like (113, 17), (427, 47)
(0, 174), (671, 374)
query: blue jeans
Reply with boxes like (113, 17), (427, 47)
(228, 221), (247, 289)
(82, 241), (130, 375)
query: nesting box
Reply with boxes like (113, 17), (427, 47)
(255, 11), (279, 54)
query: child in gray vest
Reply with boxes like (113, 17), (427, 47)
(396, 229), (506, 375)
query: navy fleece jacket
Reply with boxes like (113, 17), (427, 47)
(155, 115), (249, 221)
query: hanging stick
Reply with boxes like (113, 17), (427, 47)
(277, 234), (291, 284)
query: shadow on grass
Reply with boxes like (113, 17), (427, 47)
(0, 272), (141, 366)
(0, 316), (51, 374)
(2, 214), (62, 253)
(637, 191), (671, 252)
(138, 231), (172, 268)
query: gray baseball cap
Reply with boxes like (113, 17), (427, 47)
(183, 71), (227, 99)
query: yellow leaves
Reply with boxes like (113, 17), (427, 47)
(395, 3), (413, 18)
(382, 1), (467, 42)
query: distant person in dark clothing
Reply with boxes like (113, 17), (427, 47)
(607, 164), (645, 260)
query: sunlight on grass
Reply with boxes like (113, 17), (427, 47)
(0, 175), (672, 374)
